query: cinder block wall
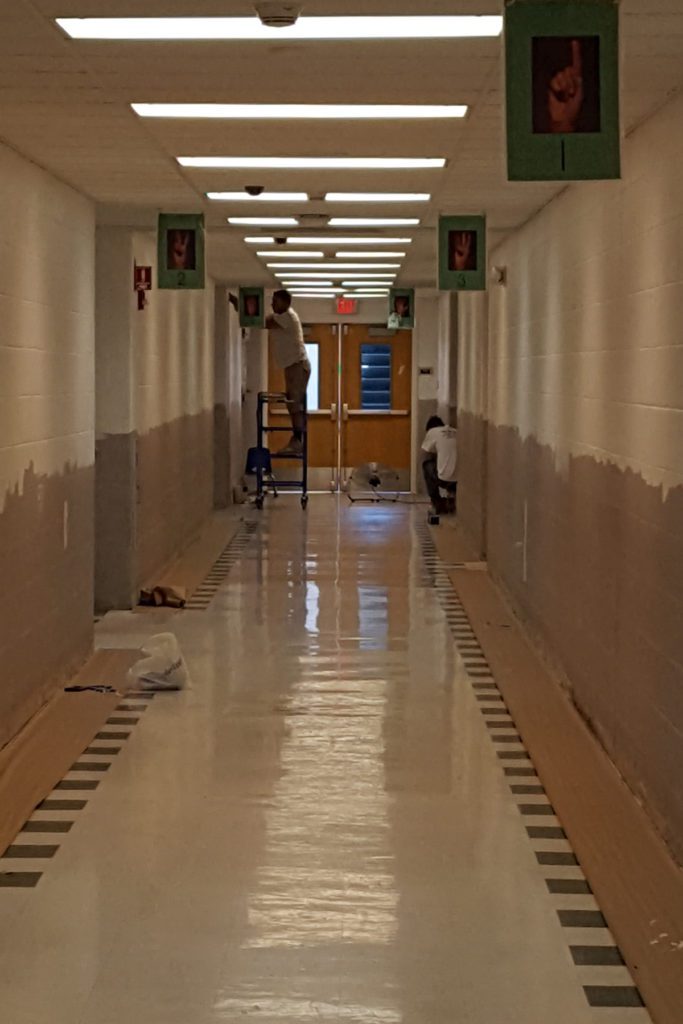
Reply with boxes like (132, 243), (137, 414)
(0, 143), (95, 749)
(458, 94), (683, 862)
(133, 233), (216, 587)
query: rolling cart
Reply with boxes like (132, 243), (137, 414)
(255, 391), (308, 510)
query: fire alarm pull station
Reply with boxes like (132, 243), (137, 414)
(134, 265), (152, 310)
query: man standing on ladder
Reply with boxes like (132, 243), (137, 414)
(265, 289), (311, 457)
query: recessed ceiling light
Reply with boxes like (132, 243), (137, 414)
(180, 157), (444, 170)
(336, 251), (406, 258)
(325, 193), (430, 203)
(59, 17), (503, 41)
(258, 251), (325, 258)
(267, 262), (401, 270)
(208, 191), (308, 202)
(287, 236), (413, 245)
(228, 217), (299, 225)
(329, 218), (420, 226)
(133, 103), (468, 119)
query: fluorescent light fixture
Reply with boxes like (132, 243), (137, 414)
(329, 217), (420, 226)
(257, 251), (325, 258)
(342, 280), (396, 286)
(276, 272), (396, 279)
(290, 293), (338, 299)
(133, 102), (468, 120)
(282, 281), (334, 287)
(180, 156), (444, 170)
(267, 262), (400, 269)
(345, 292), (389, 298)
(245, 236), (274, 244)
(325, 192), (430, 202)
(59, 17), (503, 41)
(336, 251), (406, 258)
(288, 236), (413, 245)
(228, 217), (299, 225)
(208, 191), (308, 202)
(290, 287), (345, 293)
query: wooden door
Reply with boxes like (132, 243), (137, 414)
(340, 325), (412, 490)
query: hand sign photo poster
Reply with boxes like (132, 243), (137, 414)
(532, 36), (601, 135)
(158, 213), (205, 290)
(506, 1), (619, 181)
(438, 217), (486, 292)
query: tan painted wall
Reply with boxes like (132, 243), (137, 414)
(132, 233), (216, 587)
(0, 143), (95, 749)
(458, 94), (683, 861)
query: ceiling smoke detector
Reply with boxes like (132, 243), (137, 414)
(255, 3), (302, 28)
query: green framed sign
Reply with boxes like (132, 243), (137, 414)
(438, 216), (486, 291)
(157, 213), (205, 289)
(388, 288), (415, 328)
(505, 0), (620, 181)
(239, 287), (265, 328)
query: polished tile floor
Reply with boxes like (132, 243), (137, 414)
(0, 498), (650, 1023)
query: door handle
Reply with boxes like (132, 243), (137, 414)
(342, 403), (349, 421)
(331, 402), (338, 422)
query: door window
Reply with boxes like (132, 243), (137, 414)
(304, 342), (320, 411)
(360, 344), (392, 411)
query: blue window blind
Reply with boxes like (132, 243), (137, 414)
(360, 344), (392, 411)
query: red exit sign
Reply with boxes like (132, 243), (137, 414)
(336, 297), (358, 315)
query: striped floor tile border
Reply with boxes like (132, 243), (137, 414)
(184, 521), (258, 610)
(418, 522), (648, 1015)
(0, 691), (154, 890)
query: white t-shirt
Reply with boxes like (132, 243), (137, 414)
(422, 425), (458, 482)
(270, 308), (308, 369)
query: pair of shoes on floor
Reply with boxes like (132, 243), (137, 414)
(277, 437), (303, 457)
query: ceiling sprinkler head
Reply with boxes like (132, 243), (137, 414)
(255, 3), (302, 28)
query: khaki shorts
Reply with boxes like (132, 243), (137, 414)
(284, 358), (311, 411)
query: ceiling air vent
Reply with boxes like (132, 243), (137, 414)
(299, 213), (330, 225)
(255, 3), (302, 28)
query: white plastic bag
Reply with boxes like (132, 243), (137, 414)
(127, 632), (190, 691)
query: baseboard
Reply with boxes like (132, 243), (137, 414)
(0, 648), (140, 857)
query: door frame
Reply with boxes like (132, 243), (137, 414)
(266, 318), (420, 493)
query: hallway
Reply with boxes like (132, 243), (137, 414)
(0, 499), (649, 1023)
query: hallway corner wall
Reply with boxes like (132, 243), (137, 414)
(437, 291), (458, 424)
(457, 291), (489, 556)
(95, 228), (137, 611)
(132, 232), (215, 587)
(483, 94), (683, 862)
(0, 142), (96, 749)
(214, 288), (245, 508)
(413, 293), (440, 493)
